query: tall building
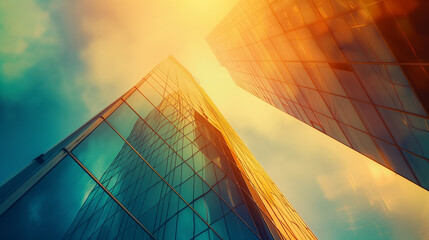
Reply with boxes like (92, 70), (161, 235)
(0, 57), (316, 240)
(207, 0), (429, 190)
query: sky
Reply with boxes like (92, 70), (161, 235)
(0, 0), (428, 239)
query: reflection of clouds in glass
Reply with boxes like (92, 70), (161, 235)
(81, 179), (97, 206)
(28, 195), (44, 224)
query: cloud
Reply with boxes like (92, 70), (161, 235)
(0, 0), (92, 184)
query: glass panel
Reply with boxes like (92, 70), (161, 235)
(71, 122), (124, 180)
(107, 103), (139, 140)
(353, 64), (402, 110)
(300, 87), (332, 117)
(368, 2), (416, 62)
(329, 18), (367, 61)
(387, 65), (408, 85)
(126, 91), (157, 120)
(139, 81), (163, 107)
(340, 124), (387, 167)
(322, 93), (366, 131)
(360, 23), (395, 62)
(312, 63), (346, 96)
(335, 68), (370, 102)
(146, 71), (167, 96)
(402, 151), (429, 189)
(0, 156), (95, 239)
(288, 63), (315, 88)
(315, 113), (351, 147)
(374, 139), (417, 183)
(378, 108), (429, 158)
(63, 178), (152, 239)
(352, 101), (393, 143)
(394, 84), (426, 115)
(316, 33), (345, 61)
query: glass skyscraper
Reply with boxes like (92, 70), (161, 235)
(0, 57), (316, 239)
(207, 0), (429, 190)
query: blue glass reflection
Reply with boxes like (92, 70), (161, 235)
(107, 103), (139, 140)
(72, 121), (124, 179)
(0, 156), (96, 239)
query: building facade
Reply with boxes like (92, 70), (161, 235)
(207, 0), (429, 190)
(0, 57), (316, 239)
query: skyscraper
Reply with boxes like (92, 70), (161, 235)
(0, 57), (316, 239)
(207, 0), (429, 190)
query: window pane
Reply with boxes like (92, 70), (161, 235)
(107, 102), (139, 140)
(340, 124), (387, 167)
(378, 108), (429, 158)
(71, 121), (124, 180)
(139, 81), (163, 107)
(402, 151), (429, 189)
(126, 91), (157, 120)
(0, 156), (97, 239)
(64, 178), (152, 240)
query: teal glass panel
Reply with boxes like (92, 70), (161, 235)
(0, 156), (146, 239)
(352, 100), (393, 143)
(394, 84), (426, 115)
(0, 156), (95, 239)
(63, 176), (152, 240)
(224, 211), (260, 240)
(402, 151), (429, 189)
(374, 139), (417, 184)
(71, 121), (124, 180)
(107, 103), (139, 140)
(378, 108), (429, 158)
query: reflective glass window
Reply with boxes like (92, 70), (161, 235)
(315, 113), (351, 147)
(72, 121), (124, 180)
(139, 81), (163, 107)
(353, 101), (393, 143)
(378, 108), (429, 158)
(0, 156), (97, 239)
(127, 91), (157, 120)
(402, 151), (429, 189)
(322, 93), (366, 131)
(340, 124), (387, 167)
(353, 64), (402, 109)
(374, 139), (417, 183)
(107, 103), (140, 140)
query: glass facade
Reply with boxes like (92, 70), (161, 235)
(0, 56), (316, 239)
(207, 0), (429, 190)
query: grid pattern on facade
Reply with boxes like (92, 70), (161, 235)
(207, 0), (429, 190)
(0, 57), (316, 239)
